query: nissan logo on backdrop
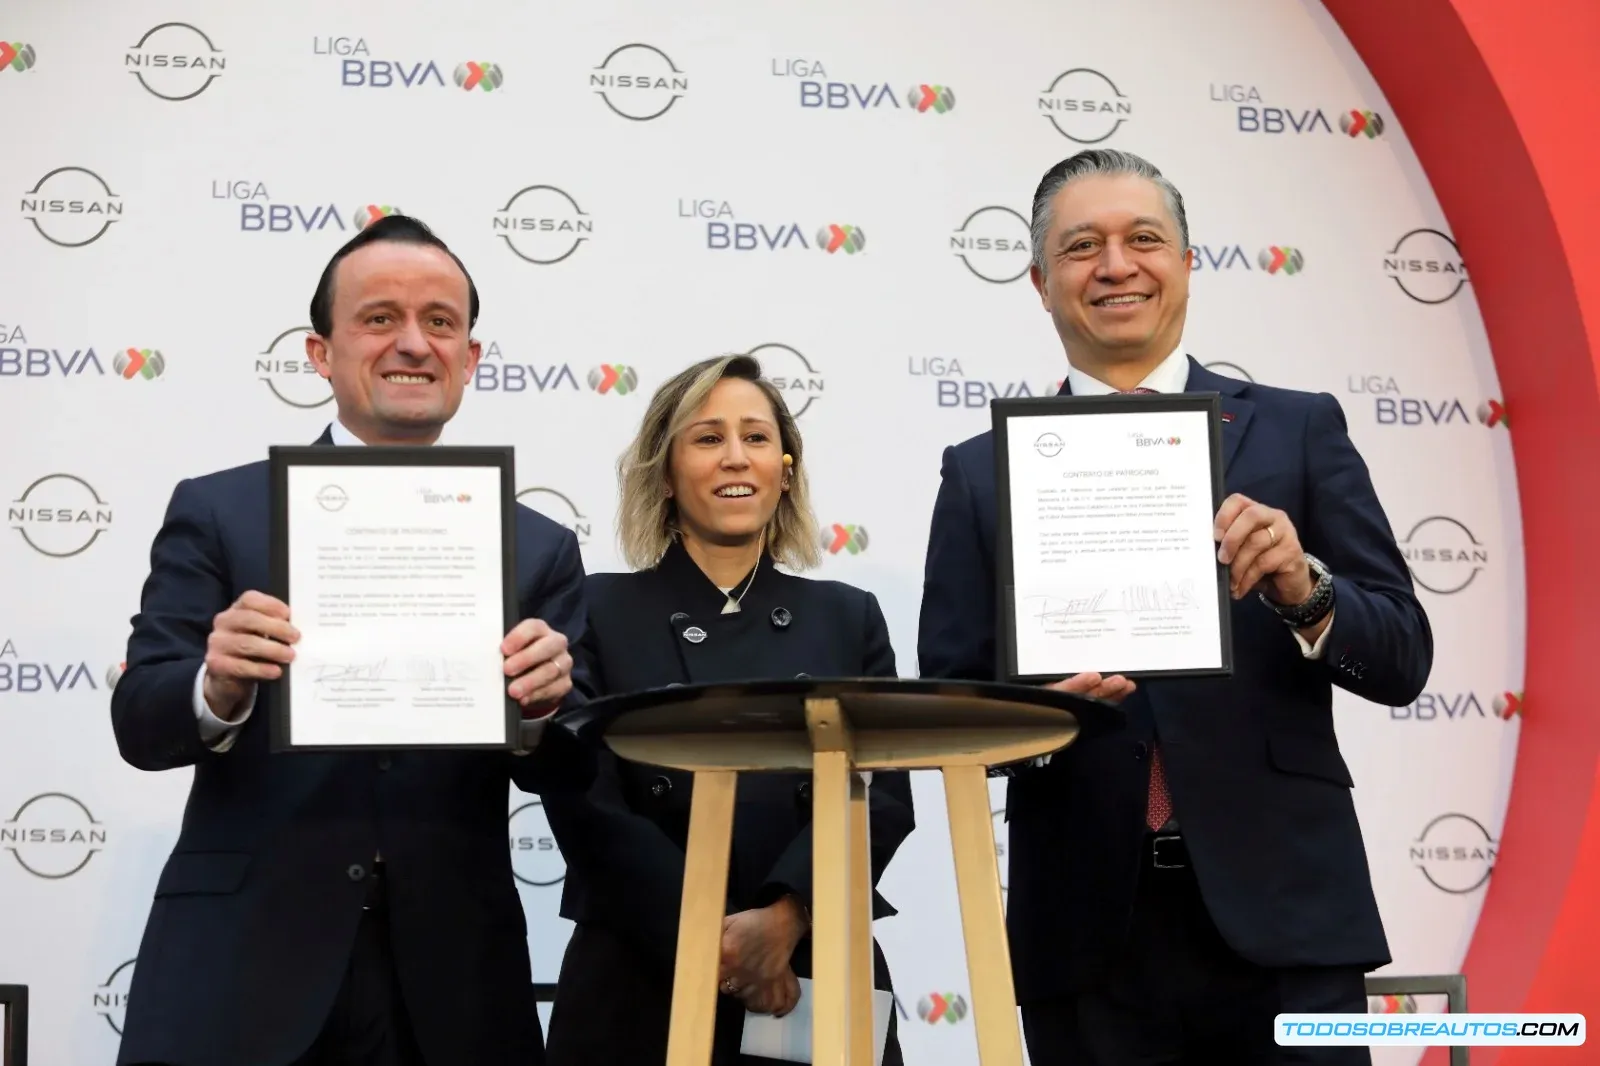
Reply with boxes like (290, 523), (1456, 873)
(2, 792), (107, 879)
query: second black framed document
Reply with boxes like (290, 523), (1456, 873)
(267, 444), (520, 752)
(992, 392), (1233, 683)
(0, 984), (26, 1066)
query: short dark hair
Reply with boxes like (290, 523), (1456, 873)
(308, 214), (480, 336)
(1030, 149), (1190, 272)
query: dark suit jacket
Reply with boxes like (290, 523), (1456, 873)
(917, 358), (1432, 1002)
(542, 540), (915, 1063)
(110, 426), (597, 1066)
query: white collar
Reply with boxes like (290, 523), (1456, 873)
(1065, 345), (1190, 396)
(326, 418), (444, 446)
(328, 419), (364, 446)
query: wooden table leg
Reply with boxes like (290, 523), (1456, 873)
(848, 771), (876, 1064)
(943, 763), (1024, 1066)
(811, 747), (853, 1066)
(666, 769), (737, 1066)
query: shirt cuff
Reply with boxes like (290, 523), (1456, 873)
(193, 664), (254, 752)
(1291, 608), (1335, 659)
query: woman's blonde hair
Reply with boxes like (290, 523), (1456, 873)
(616, 353), (821, 572)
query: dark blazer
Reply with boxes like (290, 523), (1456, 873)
(543, 539), (915, 1065)
(917, 359), (1432, 1003)
(110, 426), (597, 1066)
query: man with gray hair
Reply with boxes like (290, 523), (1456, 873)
(916, 149), (1431, 1062)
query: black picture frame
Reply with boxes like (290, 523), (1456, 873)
(991, 392), (1234, 683)
(1363, 974), (1469, 1066)
(267, 445), (520, 752)
(0, 984), (27, 1066)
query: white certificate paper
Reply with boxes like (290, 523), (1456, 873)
(739, 978), (893, 1066)
(998, 401), (1229, 679)
(278, 460), (513, 748)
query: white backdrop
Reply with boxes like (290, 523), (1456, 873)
(0, 1), (1521, 1063)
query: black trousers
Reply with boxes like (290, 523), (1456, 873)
(293, 864), (426, 1066)
(1021, 834), (1371, 1066)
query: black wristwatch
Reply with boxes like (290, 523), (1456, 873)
(1259, 553), (1335, 628)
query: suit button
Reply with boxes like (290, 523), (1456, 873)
(650, 776), (672, 797)
(794, 672), (810, 679)
(797, 781), (811, 801)
(347, 863), (366, 882)
(377, 755), (391, 771)
(1133, 742), (1149, 760)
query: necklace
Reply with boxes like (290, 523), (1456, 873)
(722, 553), (759, 614)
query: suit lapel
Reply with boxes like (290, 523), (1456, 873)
(1182, 359), (1254, 474)
(313, 424), (335, 446)
(652, 540), (762, 684)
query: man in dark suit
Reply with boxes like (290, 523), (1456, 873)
(111, 215), (595, 1066)
(916, 149), (1432, 1064)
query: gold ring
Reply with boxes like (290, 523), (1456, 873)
(1267, 525), (1277, 546)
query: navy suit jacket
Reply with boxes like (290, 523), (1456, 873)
(111, 426), (597, 1066)
(917, 359), (1431, 1001)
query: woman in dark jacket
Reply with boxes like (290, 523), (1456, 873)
(543, 353), (914, 1065)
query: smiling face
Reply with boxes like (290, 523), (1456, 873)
(1029, 172), (1193, 373)
(306, 240), (481, 444)
(667, 376), (787, 550)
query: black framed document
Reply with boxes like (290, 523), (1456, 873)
(0, 984), (26, 1066)
(268, 445), (519, 751)
(992, 392), (1233, 683)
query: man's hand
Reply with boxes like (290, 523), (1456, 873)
(1214, 493), (1312, 605)
(203, 591), (298, 721)
(502, 619), (573, 717)
(1049, 671), (1137, 704)
(719, 897), (807, 1016)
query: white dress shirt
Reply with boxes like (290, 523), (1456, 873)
(1062, 346), (1333, 660)
(193, 420), (373, 750)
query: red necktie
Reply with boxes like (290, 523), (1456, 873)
(1118, 387), (1173, 830)
(1145, 749), (1172, 830)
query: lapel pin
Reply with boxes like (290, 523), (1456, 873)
(683, 625), (707, 644)
(770, 607), (791, 629)
(1221, 412), (1234, 423)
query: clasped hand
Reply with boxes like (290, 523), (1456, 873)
(718, 897), (807, 1017)
(200, 590), (572, 719)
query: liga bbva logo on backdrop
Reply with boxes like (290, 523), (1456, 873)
(1, 12), (1515, 1066)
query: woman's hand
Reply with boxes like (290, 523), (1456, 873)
(718, 895), (808, 1016)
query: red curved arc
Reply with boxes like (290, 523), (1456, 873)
(1321, 1), (1600, 1062)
